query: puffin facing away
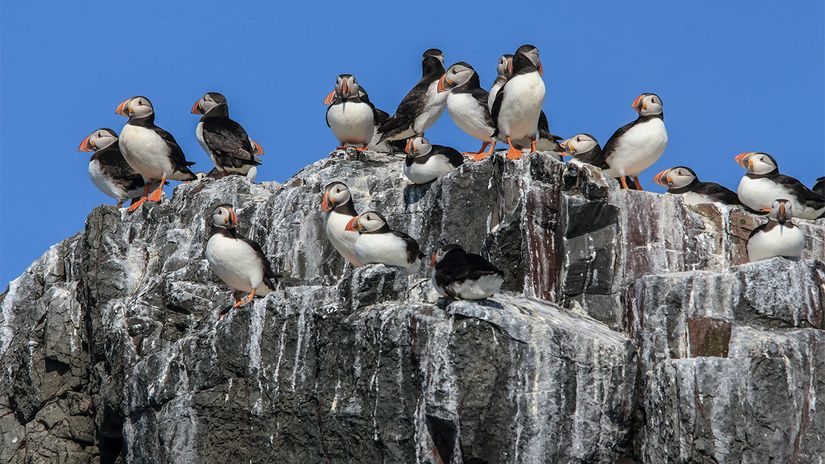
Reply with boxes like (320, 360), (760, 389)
(600, 93), (668, 189)
(206, 205), (277, 315)
(78, 128), (154, 208)
(115, 96), (197, 212)
(378, 49), (448, 142)
(734, 152), (825, 220)
(491, 44), (545, 160)
(747, 199), (805, 262)
(345, 211), (423, 272)
(403, 136), (463, 184)
(324, 74), (376, 150)
(488, 54), (512, 112)
(438, 62), (497, 159)
(431, 245), (503, 300)
(321, 181), (363, 266)
(192, 92), (262, 178)
(814, 177), (825, 198)
(653, 166), (740, 206)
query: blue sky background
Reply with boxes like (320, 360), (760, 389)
(1, 1), (823, 286)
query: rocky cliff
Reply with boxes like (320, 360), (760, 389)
(1, 150), (823, 463)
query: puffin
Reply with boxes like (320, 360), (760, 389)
(192, 92), (263, 177)
(378, 49), (448, 142)
(652, 166), (740, 205)
(600, 93), (668, 190)
(561, 133), (639, 189)
(734, 152), (825, 220)
(115, 96), (197, 212)
(814, 177), (825, 198)
(78, 128), (155, 208)
(202, 138), (262, 181)
(747, 199), (805, 262)
(206, 204), (278, 314)
(437, 62), (496, 159)
(323, 74), (378, 150)
(321, 181), (362, 266)
(491, 44), (546, 160)
(431, 245), (504, 300)
(345, 211), (423, 272)
(403, 136), (463, 184)
(488, 54), (512, 112)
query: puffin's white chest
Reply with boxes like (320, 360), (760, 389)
(195, 122), (218, 168)
(327, 101), (375, 146)
(747, 224), (805, 262)
(496, 73), (545, 140)
(447, 92), (494, 141)
(680, 191), (717, 206)
(354, 233), (418, 271)
(604, 118), (668, 177)
(737, 176), (823, 219)
(206, 233), (266, 293)
(403, 155), (457, 185)
(412, 80), (448, 133)
(119, 124), (173, 180)
(432, 273), (503, 300)
(324, 210), (363, 266)
(88, 159), (126, 200)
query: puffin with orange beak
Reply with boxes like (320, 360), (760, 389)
(115, 96), (197, 213)
(431, 245), (503, 300)
(345, 211), (423, 272)
(378, 49), (448, 143)
(439, 62), (497, 160)
(192, 92), (263, 179)
(324, 74), (377, 151)
(735, 151), (824, 219)
(746, 199), (805, 262)
(78, 128), (155, 208)
(205, 204), (278, 318)
(652, 165), (740, 205)
(599, 93), (668, 190)
(321, 181), (363, 266)
(403, 135), (463, 184)
(490, 44), (546, 160)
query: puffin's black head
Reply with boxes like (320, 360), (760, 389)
(632, 93), (663, 116)
(769, 198), (793, 224)
(653, 166), (698, 189)
(115, 96), (154, 119)
(560, 133), (600, 157)
(321, 181), (352, 212)
(431, 244), (464, 266)
(423, 48), (444, 62)
(210, 204), (238, 229)
(437, 62), (477, 93)
(345, 210), (388, 234)
(513, 44), (542, 75)
(78, 128), (118, 152)
(497, 54), (513, 78)
(735, 151), (778, 175)
(192, 92), (228, 116)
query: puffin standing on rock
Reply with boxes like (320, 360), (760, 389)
(403, 136), (463, 184)
(378, 49), (448, 143)
(192, 92), (263, 178)
(115, 96), (197, 212)
(324, 74), (378, 151)
(747, 199), (805, 262)
(321, 182), (363, 266)
(206, 204), (278, 316)
(488, 54), (512, 112)
(491, 44), (546, 160)
(431, 245), (503, 300)
(600, 93), (668, 189)
(438, 62), (497, 159)
(734, 152), (825, 220)
(653, 166), (740, 205)
(345, 211), (423, 272)
(78, 128), (156, 208)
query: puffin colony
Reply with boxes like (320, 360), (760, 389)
(77, 45), (824, 318)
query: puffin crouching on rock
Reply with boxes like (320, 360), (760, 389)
(431, 245), (503, 300)
(321, 181), (363, 266)
(735, 152), (825, 220)
(653, 166), (740, 206)
(403, 136), (463, 184)
(78, 128), (155, 208)
(747, 199), (805, 262)
(346, 211), (423, 272)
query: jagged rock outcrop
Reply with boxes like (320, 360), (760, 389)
(1, 150), (823, 463)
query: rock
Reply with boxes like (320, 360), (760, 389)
(1, 149), (823, 463)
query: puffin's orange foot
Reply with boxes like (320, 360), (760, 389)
(620, 177), (630, 189)
(472, 151), (493, 161)
(506, 147), (523, 160)
(127, 197), (147, 213)
(147, 189), (163, 202)
(354, 146), (369, 151)
(633, 176), (644, 191)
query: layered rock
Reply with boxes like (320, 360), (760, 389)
(1, 150), (823, 463)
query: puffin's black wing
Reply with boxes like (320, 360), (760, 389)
(239, 234), (279, 287)
(600, 119), (637, 164)
(693, 182), (741, 205)
(93, 146), (145, 191)
(773, 174), (825, 209)
(203, 118), (260, 169)
(373, 107), (391, 126)
(490, 81), (507, 129)
(435, 251), (502, 295)
(378, 76), (436, 138)
(153, 126), (196, 169)
(392, 231), (423, 264)
(433, 145), (464, 168)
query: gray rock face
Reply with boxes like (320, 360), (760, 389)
(1, 149), (823, 463)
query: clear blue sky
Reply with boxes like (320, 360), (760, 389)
(1, 1), (823, 286)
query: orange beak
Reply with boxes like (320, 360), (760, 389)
(507, 59), (513, 75)
(777, 203), (787, 221)
(430, 253), (437, 267)
(344, 216), (357, 232)
(252, 140), (264, 155)
(78, 135), (93, 152)
(631, 95), (642, 112)
(437, 74), (450, 93)
(115, 98), (130, 116)
(538, 61), (544, 76)
(321, 192), (333, 212)
(230, 209), (238, 226)
(734, 152), (752, 169)
(652, 169), (670, 187)
(323, 90), (335, 105)
(560, 139), (573, 156)
(191, 100), (201, 114)
(341, 80), (348, 97)
(405, 138), (413, 154)
(760, 207), (772, 213)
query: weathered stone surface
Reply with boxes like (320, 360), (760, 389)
(1, 149), (823, 463)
